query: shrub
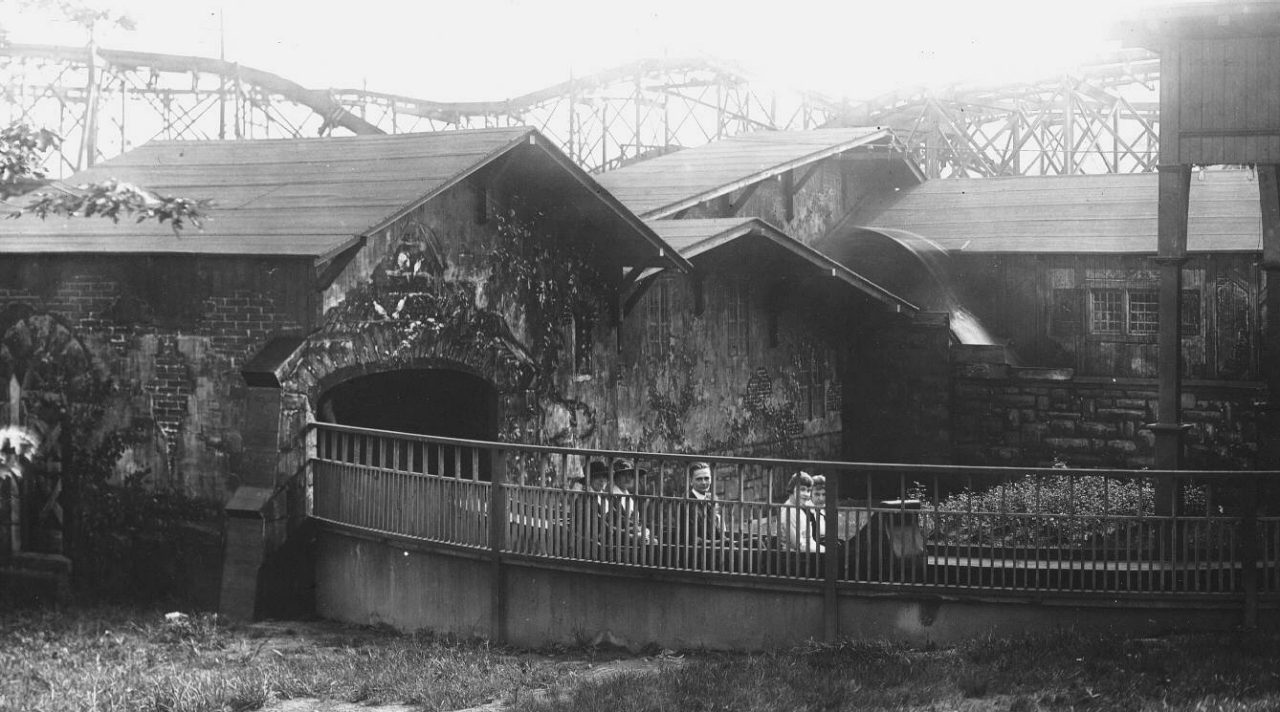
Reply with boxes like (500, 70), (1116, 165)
(912, 473), (1213, 549)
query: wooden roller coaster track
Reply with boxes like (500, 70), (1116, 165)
(0, 43), (1160, 178)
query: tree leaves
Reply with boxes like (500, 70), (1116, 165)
(2, 122), (210, 233)
(12, 179), (212, 234)
(0, 123), (61, 188)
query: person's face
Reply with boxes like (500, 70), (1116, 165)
(691, 467), (712, 493)
(796, 484), (813, 502)
(616, 475), (635, 491)
(589, 476), (609, 492)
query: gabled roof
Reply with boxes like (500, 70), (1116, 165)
(597, 128), (903, 219)
(852, 170), (1262, 254)
(2, 128), (689, 270)
(646, 217), (916, 312)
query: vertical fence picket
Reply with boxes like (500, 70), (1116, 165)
(303, 424), (1279, 620)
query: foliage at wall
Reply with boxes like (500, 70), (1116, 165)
(325, 205), (616, 444)
(485, 209), (612, 389)
(1, 306), (219, 603)
(705, 367), (804, 458)
(635, 345), (699, 452)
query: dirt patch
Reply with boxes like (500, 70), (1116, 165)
(255, 643), (686, 712)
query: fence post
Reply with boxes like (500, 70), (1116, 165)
(823, 475), (839, 643)
(305, 425), (317, 518)
(1241, 475), (1261, 629)
(489, 447), (509, 644)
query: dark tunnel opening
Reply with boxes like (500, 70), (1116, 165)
(317, 369), (498, 479)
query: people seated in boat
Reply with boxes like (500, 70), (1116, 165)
(677, 461), (725, 546)
(780, 471), (824, 553)
(575, 459), (655, 556)
(609, 459), (654, 546)
(810, 474), (826, 541)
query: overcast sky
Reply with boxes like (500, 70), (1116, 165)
(5, 0), (1160, 102)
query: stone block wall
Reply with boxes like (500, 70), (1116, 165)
(952, 361), (1265, 470)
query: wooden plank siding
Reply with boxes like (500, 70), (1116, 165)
(948, 252), (1258, 380)
(1167, 36), (1280, 165)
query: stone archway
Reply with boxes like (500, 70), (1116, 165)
(269, 325), (540, 466)
(0, 305), (106, 557)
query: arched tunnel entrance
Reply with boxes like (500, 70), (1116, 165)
(316, 368), (499, 479)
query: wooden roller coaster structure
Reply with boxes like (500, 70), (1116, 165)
(0, 42), (1160, 178)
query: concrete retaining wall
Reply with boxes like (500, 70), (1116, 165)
(315, 528), (1267, 650)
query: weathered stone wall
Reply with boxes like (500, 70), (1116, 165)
(290, 178), (868, 466)
(953, 353), (1266, 469)
(611, 271), (852, 460)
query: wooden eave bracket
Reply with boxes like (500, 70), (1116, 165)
(714, 182), (764, 217)
(620, 266), (660, 319)
(314, 238), (366, 290)
(792, 163), (823, 194)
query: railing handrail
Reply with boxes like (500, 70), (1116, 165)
(307, 422), (1280, 479)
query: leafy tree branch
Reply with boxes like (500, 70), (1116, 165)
(17, 179), (211, 232)
(1, 121), (209, 233)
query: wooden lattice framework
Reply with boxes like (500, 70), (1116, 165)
(2, 42), (1162, 178)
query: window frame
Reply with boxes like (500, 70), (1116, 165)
(725, 280), (750, 359)
(644, 278), (673, 356)
(1080, 284), (1203, 342)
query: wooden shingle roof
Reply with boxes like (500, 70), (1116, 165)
(597, 128), (896, 219)
(852, 170), (1262, 254)
(646, 217), (916, 312)
(2, 128), (686, 270)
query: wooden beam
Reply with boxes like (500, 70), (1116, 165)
(727, 182), (763, 216)
(792, 163), (824, 193)
(1153, 162), (1192, 478)
(1258, 165), (1280, 269)
(782, 171), (794, 223)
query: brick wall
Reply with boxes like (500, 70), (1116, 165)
(0, 257), (308, 499)
(953, 356), (1265, 469)
(201, 289), (306, 368)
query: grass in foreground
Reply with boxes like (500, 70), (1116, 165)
(0, 606), (581, 712)
(515, 631), (1280, 712)
(7, 607), (1280, 712)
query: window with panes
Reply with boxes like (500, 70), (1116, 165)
(726, 281), (750, 358)
(796, 348), (826, 421)
(645, 278), (673, 355)
(1087, 286), (1197, 338)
